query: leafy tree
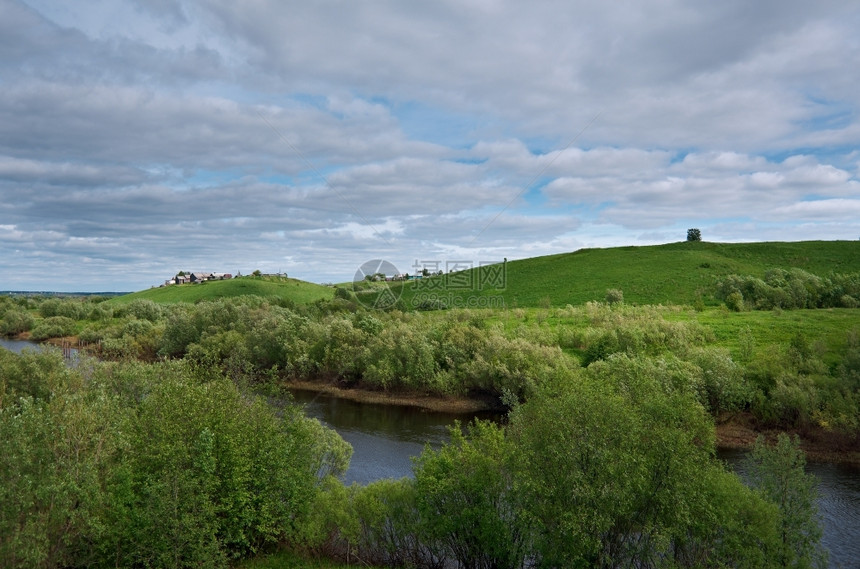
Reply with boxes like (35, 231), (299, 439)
(687, 228), (702, 241)
(30, 316), (76, 340)
(413, 420), (526, 569)
(120, 298), (163, 322)
(0, 352), (352, 568)
(508, 365), (780, 568)
(746, 434), (828, 569)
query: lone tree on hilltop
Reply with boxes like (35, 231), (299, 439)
(687, 228), (702, 242)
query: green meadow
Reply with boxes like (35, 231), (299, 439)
(392, 240), (860, 309)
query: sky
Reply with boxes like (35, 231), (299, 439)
(2, 0), (859, 291)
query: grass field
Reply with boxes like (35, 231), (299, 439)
(110, 275), (335, 305)
(108, 241), (860, 311)
(389, 240), (860, 309)
(672, 307), (860, 365)
(470, 303), (860, 367)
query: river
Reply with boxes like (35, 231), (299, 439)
(1, 339), (857, 567)
(0, 337), (78, 358)
(291, 389), (860, 569)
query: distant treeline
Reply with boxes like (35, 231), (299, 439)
(717, 268), (860, 311)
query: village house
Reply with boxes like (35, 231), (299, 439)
(163, 272), (232, 286)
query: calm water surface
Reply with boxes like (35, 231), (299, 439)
(718, 448), (859, 569)
(0, 337), (50, 354)
(288, 388), (494, 485)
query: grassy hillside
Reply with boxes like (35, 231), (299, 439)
(111, 275), (334, 305)
(391, 240), (860, 309)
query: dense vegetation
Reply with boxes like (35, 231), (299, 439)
(298, 377), (827, 569)
(2, 240), (857, 568)
(3, 291), (860, 440)
(0, 329), (830, 568)
(0, 350), (350, 568)
(717, 268), (860, 311)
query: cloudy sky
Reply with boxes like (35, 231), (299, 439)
(2, 0), (859, 291)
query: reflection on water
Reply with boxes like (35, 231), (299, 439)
(719, 448), (860, 569)
(289, 388), (495, 485)
(0, 338), (50, 354)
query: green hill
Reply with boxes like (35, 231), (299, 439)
(390, 240), (860, 309)
(111, 275), (334, 305)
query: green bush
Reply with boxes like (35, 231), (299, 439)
(0, 357), (351, 568)
(414, 420), (525, 569)
(37, 298), (88, 320)
(726, 291), (745, 312)
(746, 434), (828, 568)
(685, 348), (751, 414)
(605, 288), (624, 305)
(0, 309), (34, 335)
(88, 304), (114, 321)
(30, 316), (76, 340)
(158, 305), (199, 357)
(119, 298), (164, 322)
(509, 368), (780, 568)
(77, 324), (106, 344)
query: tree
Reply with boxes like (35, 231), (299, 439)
(746, 434), (828, 569)
(509, 368), (712, 566)
(413, 420), (526, 569)
(687, 228), (702, 242)
(508, 365), (779, 568)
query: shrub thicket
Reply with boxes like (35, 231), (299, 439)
(717, 269), (860, 310)
(307, 366), (813, 569)
(0, 355), (349, 568)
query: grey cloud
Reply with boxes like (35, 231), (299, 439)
(1, 0), (858, 290)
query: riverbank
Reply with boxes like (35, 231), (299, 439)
(287, 379), (860, 466)
(715, 412), (860, 466)
(284, 379), (502, 414)
(8, 334), (858, 466)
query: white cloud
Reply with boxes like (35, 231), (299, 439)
(769, 198), (860, 220)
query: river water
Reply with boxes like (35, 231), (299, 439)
(0, 337), (79, 358)
(288, 389), (497, 484)
(1, 340), (856, 567)
(0, 337), (52, 354)
(291, 389), (860, 569)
